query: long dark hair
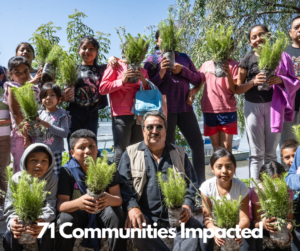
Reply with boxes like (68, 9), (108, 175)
(247, 24), (269, 41)
(259, 161), (286, 179)
(15, 42), (35, 56)
(155, 30), (160, 50)
(210, 147), (237, 167)
(78, 36), (100, 66)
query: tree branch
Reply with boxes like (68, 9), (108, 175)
(263, 3), (300, 13)
(227, 10), (297, 19)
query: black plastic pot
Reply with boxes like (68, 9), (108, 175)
(127, 64), (139, 83)
(214, 59), (228, 78)
(27, 120), (43, 137)
(163, 51), (175, 69)
(168, 206), (183, 227)
(257, 69), (274, 91)
(87, 188), (105, 214)
(269, 221), (291, 247)
(41, 63), (55, 83)
(63, 85), (75, 103)
(18, 219), (37, 245)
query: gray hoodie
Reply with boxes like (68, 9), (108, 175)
(4, 143), (58, 231)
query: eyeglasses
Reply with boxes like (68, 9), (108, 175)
(145, 124), (164, 131)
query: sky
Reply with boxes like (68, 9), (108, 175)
(0, 0), (177, 67)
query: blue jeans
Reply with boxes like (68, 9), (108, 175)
(132, 214), (202, 251)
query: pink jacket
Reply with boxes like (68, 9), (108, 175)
(271, 52), (300, 132)
(100, 61), (149, 117)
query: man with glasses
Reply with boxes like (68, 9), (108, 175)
(118, 111), (201, 251)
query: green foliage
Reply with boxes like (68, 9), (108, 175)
(205, 25), (234, 62)
(11, 82), (39, 121)
(209, 195), (242, 229)
(6, 167), (48, 222)
(252, 172), (293, 229)
(254, 31), (289, 71)
(157, 168), (187, 208)
(122, 33), (150, 65)
(60, 53), (78, 87)
(29, 22), (61, 45)
(33, 35), (53, 67)
(62, 152), (70, 166)
(292, 124), (300, 145)
(98, 107), (111, 122)
(85, 151), (116, 194)
(175, 126), (190, 154)
(238, 178), (251, 189)
(67, 10), (111, 64)
(157, 14), (184, 52)
(45, 44), (62, 69)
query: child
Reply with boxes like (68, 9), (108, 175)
(56, 129), (126, 251)
(15, 42), (42, 85)
(286, 147), (300, 250)
(3, 56), (40, 173)
(200, 147), (250, 251)
(26, 83), (70, 175)
(3, 143), (58, 251)
(281, 139), (298, 170)
(252, 161), (294, 251)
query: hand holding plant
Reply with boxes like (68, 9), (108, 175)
(28, 68), (42, 85)
(136, 67), (148, 87)
(159, 57), (170, 79)
(97, 192), (113, 211)
(62, 87), (75, 102)
(11, 218), (25, 239)
(253, 73), (266, 86)
(26, 218), (45, 238)
(36, 117), (50, 129)
(122, 69), (136, 84)
(108, 56), (120, 69)
(179, 205), (191, 224)
(268, 76), (283, 85)
(77, 194), (100, 214)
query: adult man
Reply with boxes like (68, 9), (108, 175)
(118, 111), (202, 251)
(280, 15), (300, 147)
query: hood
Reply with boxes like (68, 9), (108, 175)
(20, 143), (55, 182)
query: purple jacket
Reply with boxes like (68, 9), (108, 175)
(271, 52), (300, 133)
(144, 51), (203, 113)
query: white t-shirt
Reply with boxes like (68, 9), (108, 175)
(200, 176), (249, 205)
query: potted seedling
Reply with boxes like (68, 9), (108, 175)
(254, 31), (289, 91)
(41, 44), (61, 83)
(252, 173), (293, 247)
(61, 53), (78, 102)
(11, 82), (42, 137)
(85, 151), (116, 213)
(157, 168), (187, 227)
(122, 33), (149, 83)
(157, 15), (184, 69)
(6, 167), (48, 245)
(205, 25), (234, 78)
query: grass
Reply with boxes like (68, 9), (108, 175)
(123, 33), (150, 65)
(252, 172), (293, 229)
(157, 168), (187, 208)
(6, 166), (48, 222)
(205, 25), (234, 62)
(11, 82), (39, 122)
(254, 31), (289, 71)
(85, 151), (116, 194)
(157, 14), (184, 53)
(60, 53), (78, 87)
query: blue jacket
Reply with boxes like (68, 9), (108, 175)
(285, 146), (300, 192)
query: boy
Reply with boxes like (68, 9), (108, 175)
(281, 139), (298, 170)
(3, 143), (57, 251)
(55, 129), (126, 251)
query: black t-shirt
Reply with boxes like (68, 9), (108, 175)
(73, 64), (108, 110)
(57, 166), (122, 200)
(285, 45), (300, 111)
(239, 51), (273, 103)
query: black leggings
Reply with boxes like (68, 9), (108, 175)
(166, 111), (205, 186)
(112, 115), (143, 167)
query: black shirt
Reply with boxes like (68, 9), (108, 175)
(239, 51), (273, 103)
(57, 160), (121, 200)
(118, 141), (197, 223)
(285, 45), (300, 111)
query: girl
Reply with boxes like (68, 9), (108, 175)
(26, 83), (70, 175)
(15, 42), (42, 85)
(143, 30), (206, 186)
(197, 49), (239, 152)
(3, 56), (40, 173)
(200, 147), (250, 250)
(100, 38), (149, 167)
(251, 161), (294, 251)
(236, 24), (299, 183)
(64, 36), (117, 152)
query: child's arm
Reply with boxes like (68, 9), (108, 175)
(0, 118), (11, 126)
(201, 193), (226, 247)
(97, 184), (122, 211)
(239, 195), (250, 229)
(99, 66), (126, 95)
(36, 115), (69, 138)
